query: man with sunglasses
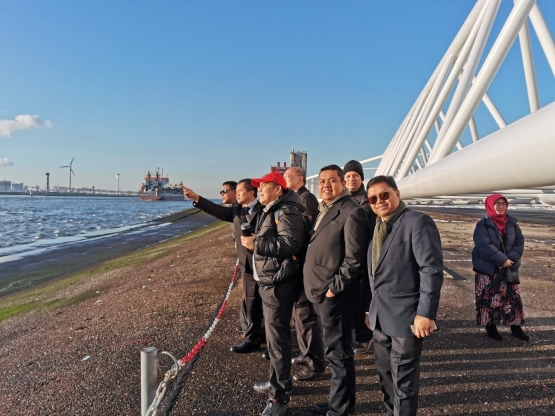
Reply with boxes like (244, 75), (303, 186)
(365, 175), (443, 416)
(218, 180), (254, 336)
(183, 179), (265, 354)
(220, 181), (237, 206)
(303, 164), (369, 416)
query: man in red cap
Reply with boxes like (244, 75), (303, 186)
(241, 172), (307, 416)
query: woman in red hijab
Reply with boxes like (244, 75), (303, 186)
(471, 194), (528, 341)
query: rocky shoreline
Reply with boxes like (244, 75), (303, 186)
(1, 210), (554, 415)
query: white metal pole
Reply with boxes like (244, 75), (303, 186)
(141, 347), (158, 416)
(427, 0), (537, 165)
(481, 90), (508, 127)
(469, 116), (479, 143)
(401, 56), (455, 172)
(439, 0), (501, 137)
(429, 0), (501, 164)
(529, 3), (555, 77)
(388, 92), (432, 176)
(376, 0), (489, 176)
(396, 5), (490, 180)
(516, 3), (540, 112)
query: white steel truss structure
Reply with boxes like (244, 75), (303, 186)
(376, 0), (555, 202)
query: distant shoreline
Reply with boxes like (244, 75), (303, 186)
(1, 191), (139, 198)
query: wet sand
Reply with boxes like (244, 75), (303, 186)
(1, 210), (554, 415)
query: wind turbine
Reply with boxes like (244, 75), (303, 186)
(116, 171), (120, 195)
(60, 157), (75, 193)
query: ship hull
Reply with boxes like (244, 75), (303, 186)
(138, 193), (184, 201)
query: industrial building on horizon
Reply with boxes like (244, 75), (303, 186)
(270, 147), (308, 175)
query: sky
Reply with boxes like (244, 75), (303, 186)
(1, 0), (554, 197)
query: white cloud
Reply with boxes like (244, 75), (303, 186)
(0, 158), (13, 167)
(0, 114), (53, 138)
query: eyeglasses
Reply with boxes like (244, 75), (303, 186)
(494, 202), (508, 207)
(220, 189), (234, 195)
(368, 192), (390, 205)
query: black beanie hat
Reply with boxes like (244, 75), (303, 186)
(343, 160), (364, 181)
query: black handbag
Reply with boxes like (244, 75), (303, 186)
(499, 238), (520, 284)
(503, 267), (520, 284)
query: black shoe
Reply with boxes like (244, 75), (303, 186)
(253, 380), (292, 395)
(511, 325), (530, 341)
(261, 348), (270, 360)
(292, 368), (325, 381)
(486, 324), (502, 341)
(261, 399), (287, 416)
(230, 339), (260, 353)
(352, 339), (373, 354)
(313, 402), (355, 414)
(291, 355), (307, 366)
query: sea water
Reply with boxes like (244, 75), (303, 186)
(0, 195), (193, 253)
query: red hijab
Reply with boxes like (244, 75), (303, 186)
(484, 194), (508, 235)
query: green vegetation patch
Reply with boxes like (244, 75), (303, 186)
(0, 221), (228, 323)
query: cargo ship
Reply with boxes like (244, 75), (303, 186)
(138, 168), (184, 201)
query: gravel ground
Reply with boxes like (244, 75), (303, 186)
(1, 211), (554, 415)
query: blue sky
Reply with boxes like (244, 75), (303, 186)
(1, 0), (554, 197)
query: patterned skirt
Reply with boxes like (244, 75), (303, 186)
(475, 272), (525, 326)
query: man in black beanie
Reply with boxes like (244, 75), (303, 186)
(343, 160), (376, 354)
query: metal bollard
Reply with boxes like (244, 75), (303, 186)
(141, 346), (158, 416)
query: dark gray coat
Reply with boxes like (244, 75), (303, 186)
(351, 184), (377, 231)
(194, 196), (261, 275)
(253, 190), (306, 288)
(471, 215), (524, 277)
(297, 185), (319, 224)
(367, 209), (444, 338)
(303, 195), (369, 303)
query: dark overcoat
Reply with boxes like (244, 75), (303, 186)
(367, 209), (444, 338)
(471, 214), (524, 277)
(303, 195), (369, 304)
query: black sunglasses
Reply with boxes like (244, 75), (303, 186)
(368, 191), (390, 205)
(220, 189), (234, 195)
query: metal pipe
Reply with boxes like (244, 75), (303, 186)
(529, 3), (555, 77)
(141, 347), (158, 416)
(397, 101), (555, 199)
(429, 0), (502, 163)
(481, 90), (507, 127)
(427, 0), (537, 165)
(376, 0), (489, 175)
(469, 116), (479, 143)
(517, 2), (540, 112)
(396, 3), (490, 180)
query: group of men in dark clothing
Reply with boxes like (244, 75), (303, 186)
(182, 161), (444, 416)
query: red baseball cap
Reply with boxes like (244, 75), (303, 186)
(251, 172), (287, 190)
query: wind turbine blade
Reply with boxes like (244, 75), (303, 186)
(71, 169), (76, 176)
(60, 165), (69, 168)
(70, 157), (74, 165)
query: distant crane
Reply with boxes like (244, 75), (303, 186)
(60, 157), (75, 193)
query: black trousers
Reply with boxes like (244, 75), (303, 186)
(313, 286), (357, 416)
(293, 289), (325, 372)
(238, 272), (264, 342)
(353, 279), (373, 343)
(373, 328), (424, 416)
(260, 279), (300, 403)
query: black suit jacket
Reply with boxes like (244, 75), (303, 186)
(297, 186), (319, 223)
(367, 209), (444, 337)
(194, 196), (261, 275)
(303, 195), (369, 303)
